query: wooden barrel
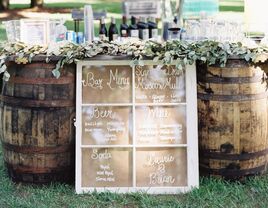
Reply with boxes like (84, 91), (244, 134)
(0, 58), (75, 184)
(197, 59), (268, 180)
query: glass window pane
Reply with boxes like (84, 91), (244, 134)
(82, 148), (133, 187)
(82, 106), (133, 145)
(135, 65), (185, 103)
(136, 147), (187, 187)
(136, 106), (187, 145)
(82, 65), (132, 104)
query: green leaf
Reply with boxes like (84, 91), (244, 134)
(130, 59), (139, 68)
(52, 69), (61, 79)
(176, 61), (183, 70)
(3, 71), (10, 81)
(153, 56), (159, 62)
(245, 53), (252, 62)
(201, 57), (207, 62)
(183, 57), (188, 65)
(28, 53), (34, 63)
(0, 64), (7, 73)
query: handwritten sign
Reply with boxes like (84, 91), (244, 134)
(76, 60), (198, 194)
(82, 66), (132, 103)
(135, 65), (185, 103)
(82, 106), (132, 145)
(136, 148), (187, 187)
(136, 106), (186, 145)
(82, 148), (132, 187)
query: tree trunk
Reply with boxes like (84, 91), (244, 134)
(30, 0), (43, 8)
(0, 0), (9, 10)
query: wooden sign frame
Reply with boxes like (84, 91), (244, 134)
(76, 60), (198, 194)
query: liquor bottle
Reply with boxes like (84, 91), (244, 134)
(148, 17), (158, 39)
(167, 16), (181, 40)
(128, 16), (139, 38)
(108, 17), (119, 41)
(137, 17), (149, 40)
(99, 17), (107, 41)
(120, 16), (129, 39)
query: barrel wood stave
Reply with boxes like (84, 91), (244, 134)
(198, 59), (268, 179)
(0, 61), (75, 184)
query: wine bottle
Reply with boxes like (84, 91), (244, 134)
(148, 17), (158, 39)
(137, 17), (149, 40)
(99, 17), (107, 41)
(120, 16), (128, 39)
(109, 17), (119, 41)
(168, 16), (181, 40)
(128, 16), (139, 38)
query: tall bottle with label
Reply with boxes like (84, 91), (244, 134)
(148, 17), (158, 40)
(137, 17), (149, 40)
(128, 16), (139, 38)
(120, 16), (129, 39)
(109, 17), (119, 41)
(99, 17), (107, 41)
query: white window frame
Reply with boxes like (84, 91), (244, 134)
(75, 60), (199, 194)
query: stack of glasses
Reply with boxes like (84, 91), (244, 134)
(182, 19), (245, 43)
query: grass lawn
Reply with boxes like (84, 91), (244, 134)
(1, 144), (268, 207)
(9, 1), (122, 14)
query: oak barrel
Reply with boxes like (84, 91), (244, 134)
(197, 59), (268, 179)
(0, 58), (75, 183)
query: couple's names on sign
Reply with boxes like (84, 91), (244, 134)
(76, 60), (198, 194)
(136, 148), (187, 187)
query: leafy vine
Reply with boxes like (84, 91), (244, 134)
(0, 39), (268, 80)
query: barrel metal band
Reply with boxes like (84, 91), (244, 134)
(13, 62), (56, 69)
(198, 92), (268, 102)
(0, 95), (74, 108)
(200, 165), (266, 177)
(199, 148), (268, 161)
(5, 162), (73, 174)
(2, 142), (73, 154)
(197, 75), (263, 84)
(9, 77), (74, 85)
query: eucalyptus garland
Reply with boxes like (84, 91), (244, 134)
(0, 39), (268, 80)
